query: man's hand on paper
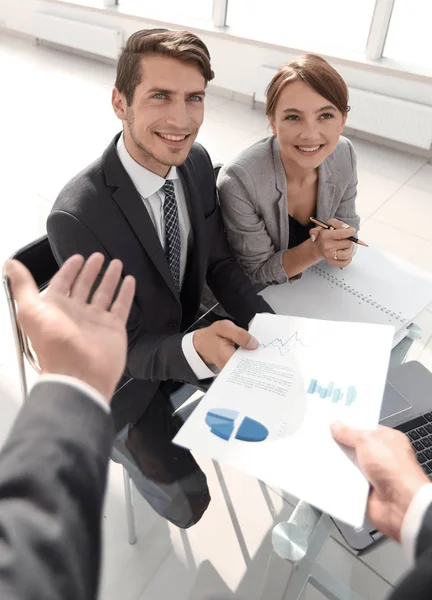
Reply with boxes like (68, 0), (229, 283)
(193, 320), (258, 370)
(331, 422), (429, 542)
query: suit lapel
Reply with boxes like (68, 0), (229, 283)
(103, 134), (178, 298)
(272, 137), (290, 249)
(316, 160), (336, 222)
(177, 162), (206, 311)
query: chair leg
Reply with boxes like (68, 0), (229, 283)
(122, 466), (137, 545)
(3, 278), (28, 401)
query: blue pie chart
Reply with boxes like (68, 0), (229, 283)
(205, 409), (269, 442)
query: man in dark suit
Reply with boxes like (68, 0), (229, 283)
(46, 28), (272, 529)
(332, 422), (432, 599)
(0, 252), (135, 600)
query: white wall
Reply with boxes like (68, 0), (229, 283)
(3, 0), (432, 108)
(1, 0), (38, 35)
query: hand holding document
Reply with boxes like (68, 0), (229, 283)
(174, 313), (394, 527)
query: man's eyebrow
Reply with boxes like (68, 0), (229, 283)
(146, 88), (206, 96)
(147, 88), (174, 95)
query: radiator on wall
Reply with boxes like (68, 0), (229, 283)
(254, 65), (432, 150)
(34, 12), (123, 60)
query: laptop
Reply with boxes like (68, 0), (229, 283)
(333, 360), (432, 552)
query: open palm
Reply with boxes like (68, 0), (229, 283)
(6, 253), (135, 401)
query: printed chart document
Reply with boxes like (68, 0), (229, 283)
(174, 313), (394, 527)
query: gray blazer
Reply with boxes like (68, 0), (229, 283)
(218, 135), (360, 285)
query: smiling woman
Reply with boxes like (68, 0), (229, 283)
(218, 54), (360, 285)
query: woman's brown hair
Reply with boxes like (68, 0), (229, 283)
(266, 54), (349, 118)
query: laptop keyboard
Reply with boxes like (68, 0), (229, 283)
(394, 412), (432, 478)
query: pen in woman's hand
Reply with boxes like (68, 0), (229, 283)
(309, 217), (368, 247)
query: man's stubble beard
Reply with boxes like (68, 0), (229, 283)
(125, 112), (190, 172)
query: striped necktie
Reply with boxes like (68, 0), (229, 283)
(162, 179), (181, 291)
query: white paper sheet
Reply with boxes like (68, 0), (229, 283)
(261, 245), (432, 348)
(174, 313), (394, 527)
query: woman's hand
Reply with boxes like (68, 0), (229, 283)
(309, 218), (355, 268)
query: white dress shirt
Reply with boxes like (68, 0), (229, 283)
(116, 134), (214, 379)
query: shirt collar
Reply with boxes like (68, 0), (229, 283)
(116, 133), (178, 199)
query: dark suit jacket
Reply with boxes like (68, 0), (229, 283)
(0, 381), (114, 600)
(47, 133), (272, 432)
(389, 503), (432, 599)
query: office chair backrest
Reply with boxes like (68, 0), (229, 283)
(2, 235), (58, 398)
(9, 235), (59, 290)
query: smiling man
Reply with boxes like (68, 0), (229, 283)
(47, 29), (272, 529)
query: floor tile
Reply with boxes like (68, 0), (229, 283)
(101, 516), (174, 600)
(0, 293), (14, 369)
(352, 138), (426, 184)
(357, 538), (409, 588)
(0, 188), (52, 362)
(407, 163), (432, 194)
(372, 185), (432, 242)
(206, 100), (270, 136)
(359, 218), (432, 274)
(100, 462), (173, 598)
(0, 361), (23, 450)
(356, 169), (403, 223)
(197, 116), (266, 165)
(329, 520), (410, 589)
(317, 537), (393, 600)
(204, 92), (232, 110)
(165, 459), (294, 599)
(418, 335), (432, 374)
(302, 584), (328, 599)
(0, 358), (41, 451)
(0, 193), (51, 263)
(136, 550), (199, 600)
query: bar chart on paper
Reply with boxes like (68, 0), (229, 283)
(307, 378), (357, 406)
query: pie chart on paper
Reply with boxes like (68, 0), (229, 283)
(205, 409), (269, 442)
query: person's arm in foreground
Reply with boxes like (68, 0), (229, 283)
(0, 253), (135, 600)
(332, 422), (432, 599)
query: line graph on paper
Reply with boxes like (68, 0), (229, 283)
(259, 332), (306, 356)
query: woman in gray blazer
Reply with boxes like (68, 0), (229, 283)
(218, 54), (360, 286)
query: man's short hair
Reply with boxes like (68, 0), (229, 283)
(115, 28), (215, 105)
